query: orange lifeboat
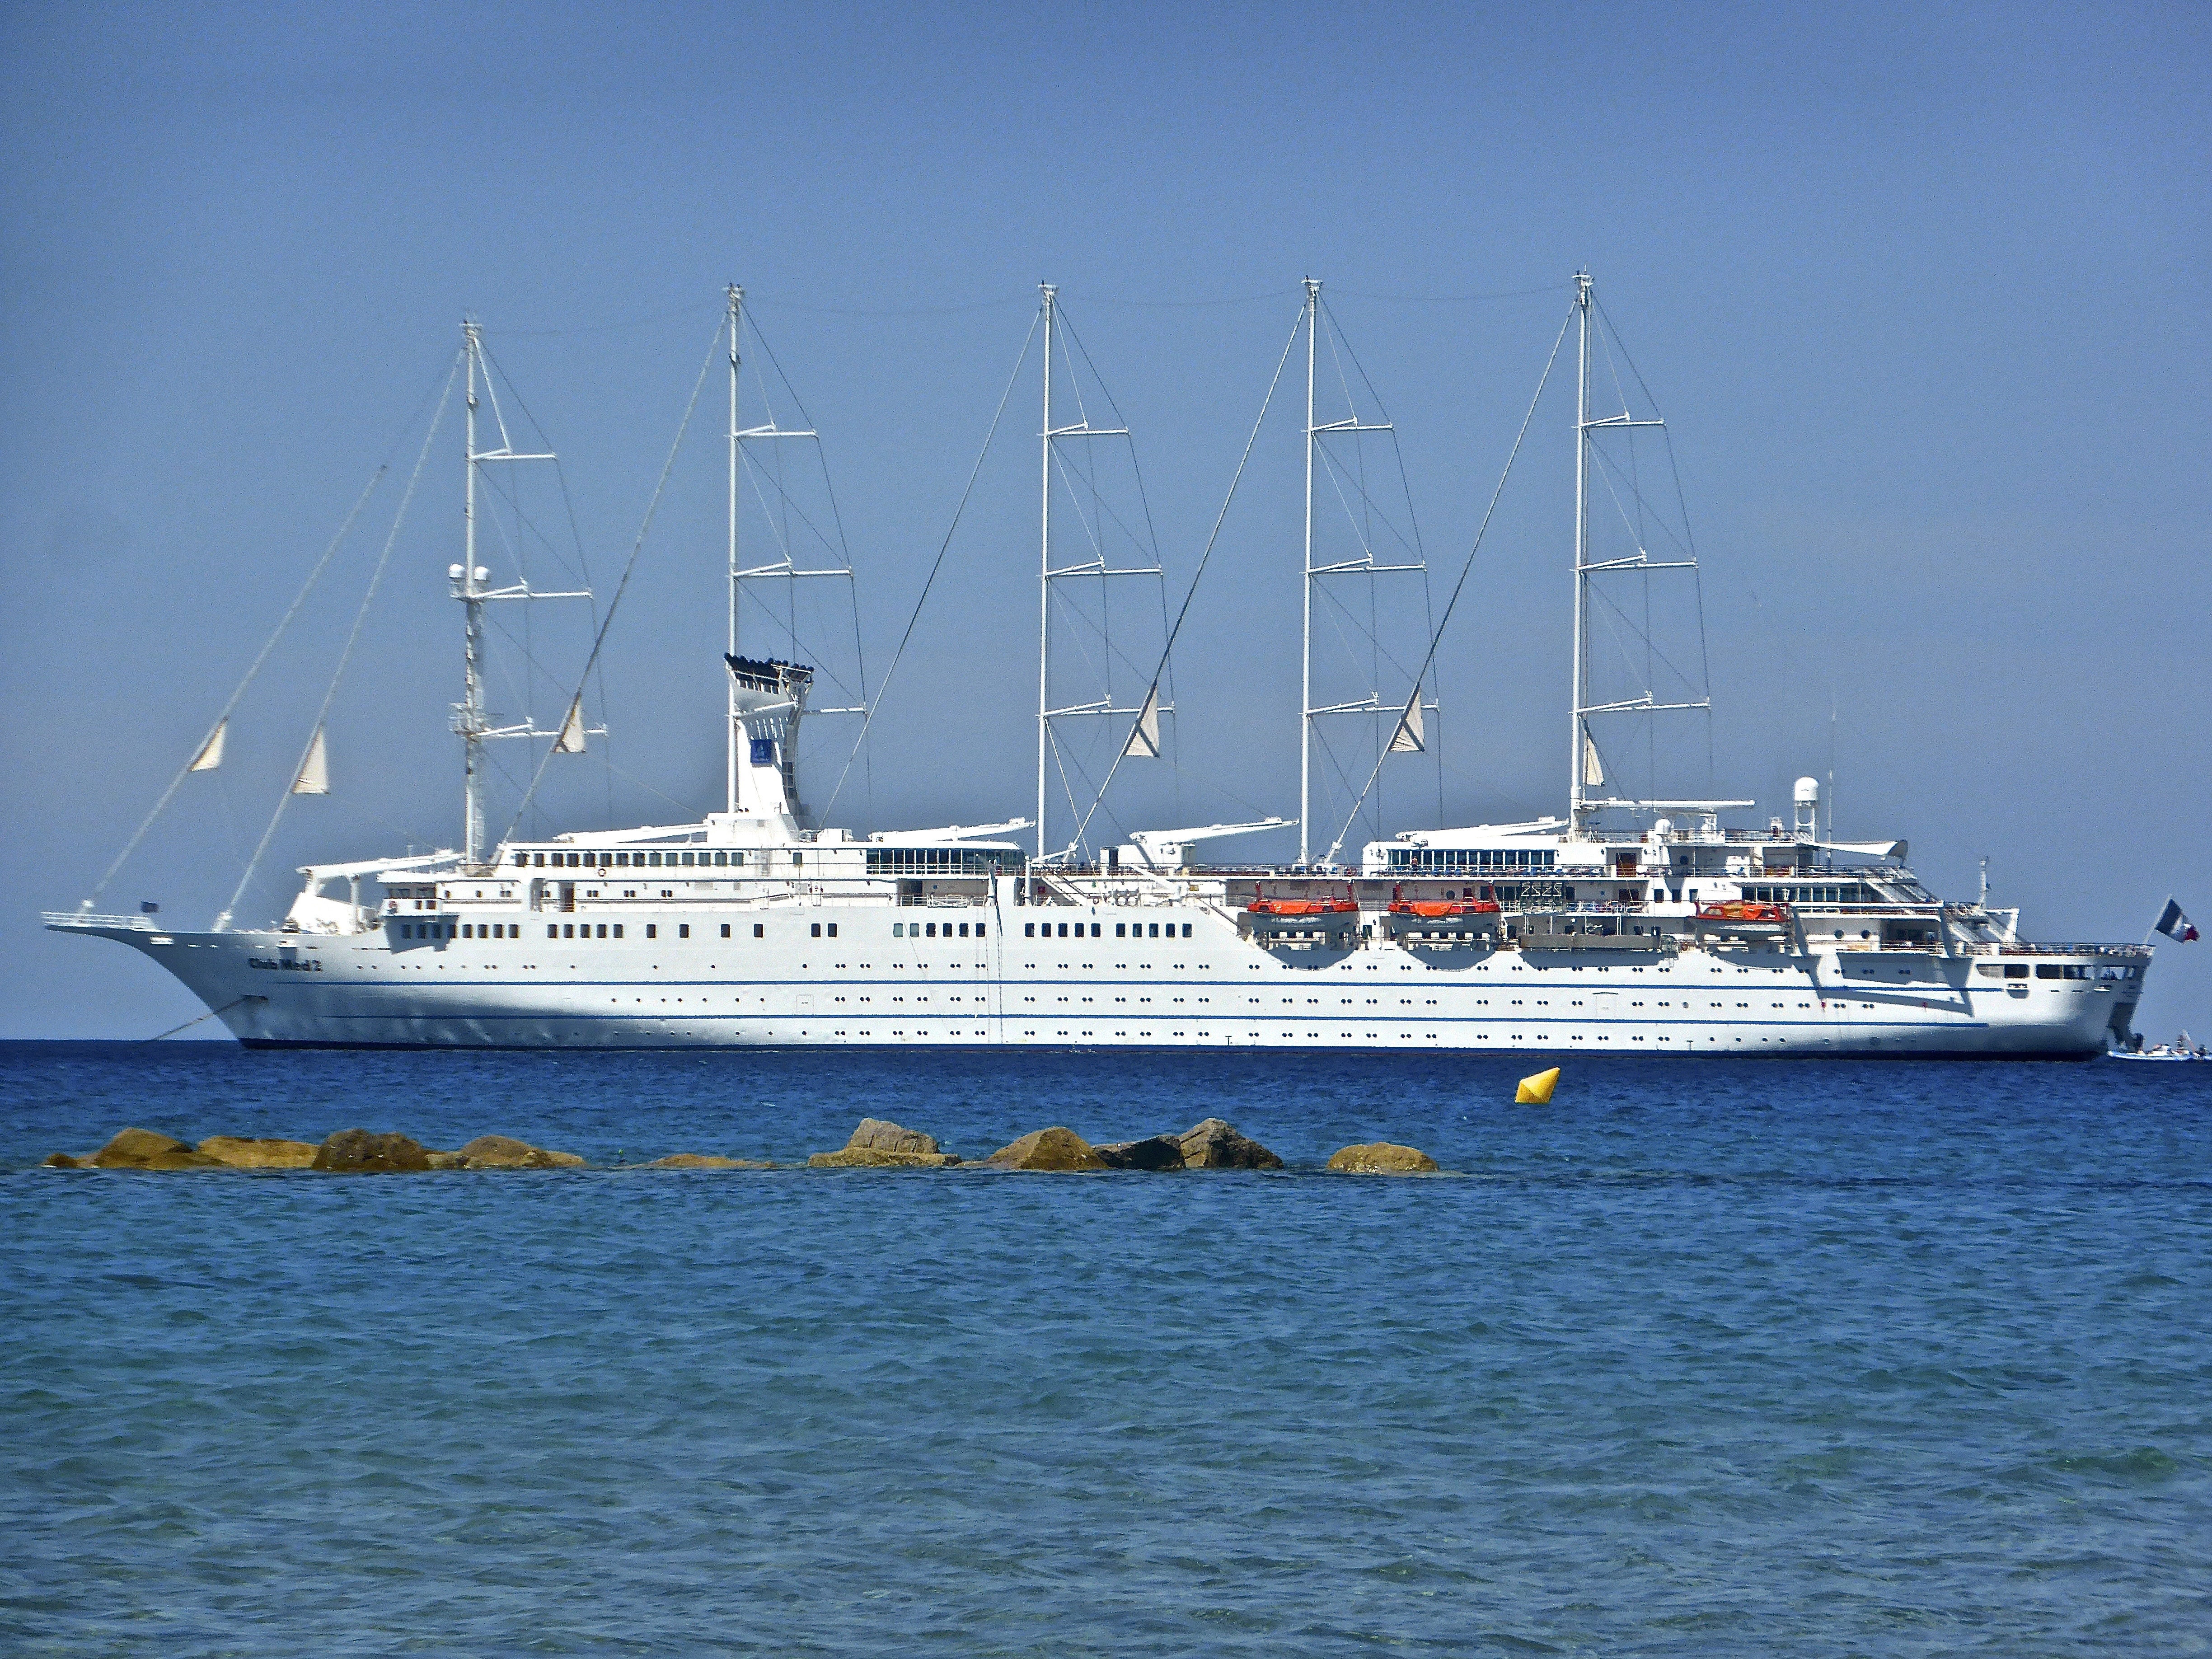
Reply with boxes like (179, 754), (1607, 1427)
(1694, 900), (1789, 923)
(1247, 885), (1359, 917)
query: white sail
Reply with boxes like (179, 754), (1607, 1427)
(1121, 685), (1161, 759)
(188, 720), (227, 773)
(1388, 686), (1425, 754)
(555, 697), (588, 755)
(1582, 734), (1605, 787)
(291, 726), (329, 795)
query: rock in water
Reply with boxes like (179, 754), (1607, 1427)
(87, 1127), (221, 1170)
(644, 1153), (776, 1170)
(1327, 1142), (1439, 1174)
(42, 1152), (84, 1169)
(808, 1116), (958, 1167)
(844, 1118), (940, 1155)
(198, 1136), (320, 1170)
(1176, 1117), (1284, 1170)
(455, 1134), (586, 1170)
(311, 1129), (432, 1173)
(1095, 1135), (1187, 1171)
(979, 1127), (1108, 1172)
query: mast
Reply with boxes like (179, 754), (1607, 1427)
(461, 319), (487, 866)
(1569, 270), (1591, 831)
(726, 283), (741, 814)
(1036, 282), (1055, 861)
(1300, 277), (1318, 866)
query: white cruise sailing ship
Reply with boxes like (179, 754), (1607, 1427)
(48, 276), (2153, 1055)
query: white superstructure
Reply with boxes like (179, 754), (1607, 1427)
(49, 276), (2152, 1055)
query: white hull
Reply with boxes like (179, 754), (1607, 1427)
(64, 905), (2136, 1058)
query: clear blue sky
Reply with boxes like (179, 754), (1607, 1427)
(3, 1), (2206, 1038)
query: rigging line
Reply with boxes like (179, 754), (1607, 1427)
(816, 312), (1041, 822)
(497, 296), (725, 338)
(1327, 281), (1572, 305)
(1064, 302), (1306, 855)
(476, 336), (613, 813)
(84, 461), (393, 909)
(145, 996), (256, 1043)
(753, 291), (1034, 319)
(497, 311), (724, 850)
(1060, 286), (1303, 310)
(1322, 300), (1575, 866)
(217, 369), (455, 928)
(728, 309), (881, 813)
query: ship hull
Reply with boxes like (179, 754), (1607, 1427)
(58, 913), (2140, 1059)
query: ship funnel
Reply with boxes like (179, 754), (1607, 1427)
(726, 655), (814, 822)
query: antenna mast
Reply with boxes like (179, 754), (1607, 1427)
(1569, 271), (1591, 831)
(727, 283), (742, 814)
(1300, 277), (1318, 865)
(1037, 283), (1055, 860)
(461, 320), (487, 865)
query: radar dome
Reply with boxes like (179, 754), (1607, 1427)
(1794, 776), (1820, 805)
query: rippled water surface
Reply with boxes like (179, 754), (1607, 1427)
(4, 1042), (2209, 1655)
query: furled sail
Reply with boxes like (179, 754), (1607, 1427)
(1121, 685), (1160, 759)
(1582, 733), (1605, 787)
(291, 726), (329, 795)
(554, 696), (588, 755)
(1387, 685), (1426, 754)
(188, 720), (227, 773)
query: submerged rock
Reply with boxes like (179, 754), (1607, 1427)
(1176, 1117), (1283, 1171)
(198, 1136), (320, 1170)
(454, 1134), (586, 1170)
(645, 1153), (776, 1170)
(979, 1126), (1108, 1172)
(808, 1117), (958, 1167)
(1095, 1135), (1187, 1171)
(311, 1129), (432, 1173)
(807, 1146), (959, 1168)
(87, 1128), (222, 1170)
(1327, 1142), (1439, 1174)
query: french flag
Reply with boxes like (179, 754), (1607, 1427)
(2154, 898), (2199, 943)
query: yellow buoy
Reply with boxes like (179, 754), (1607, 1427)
(1515, 1066), (1560, 1105)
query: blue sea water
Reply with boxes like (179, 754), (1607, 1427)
(2, 1042), (2208, 1657)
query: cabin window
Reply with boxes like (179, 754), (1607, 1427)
(1148, 923), (1160, 938)
(613, 926), (623, 939)
(681, 852), (694, 867)
(753, 923), (764, 938)
(592, 924), (604, 939)
(957, 923), (968, 938)
(1181, 923), (1191, 937)
(812, 923), (822, 938)
(1057, 923), (1069, 938)
(562, 924), (575, 939)
(547, 925), (557, 938)
(678, 925), (690, 939)
(2035, 963), (2064, 979)
(893, 923), (904, 937)
(721, 923), (731, 938)
(714, 851), (728, 867)
(514, 853), (527, 868)
(977, 924), (986, 938)
(827, 923), (838, 938)
(1025, 923), (1036, 937)
(646, 925), (657, 940)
